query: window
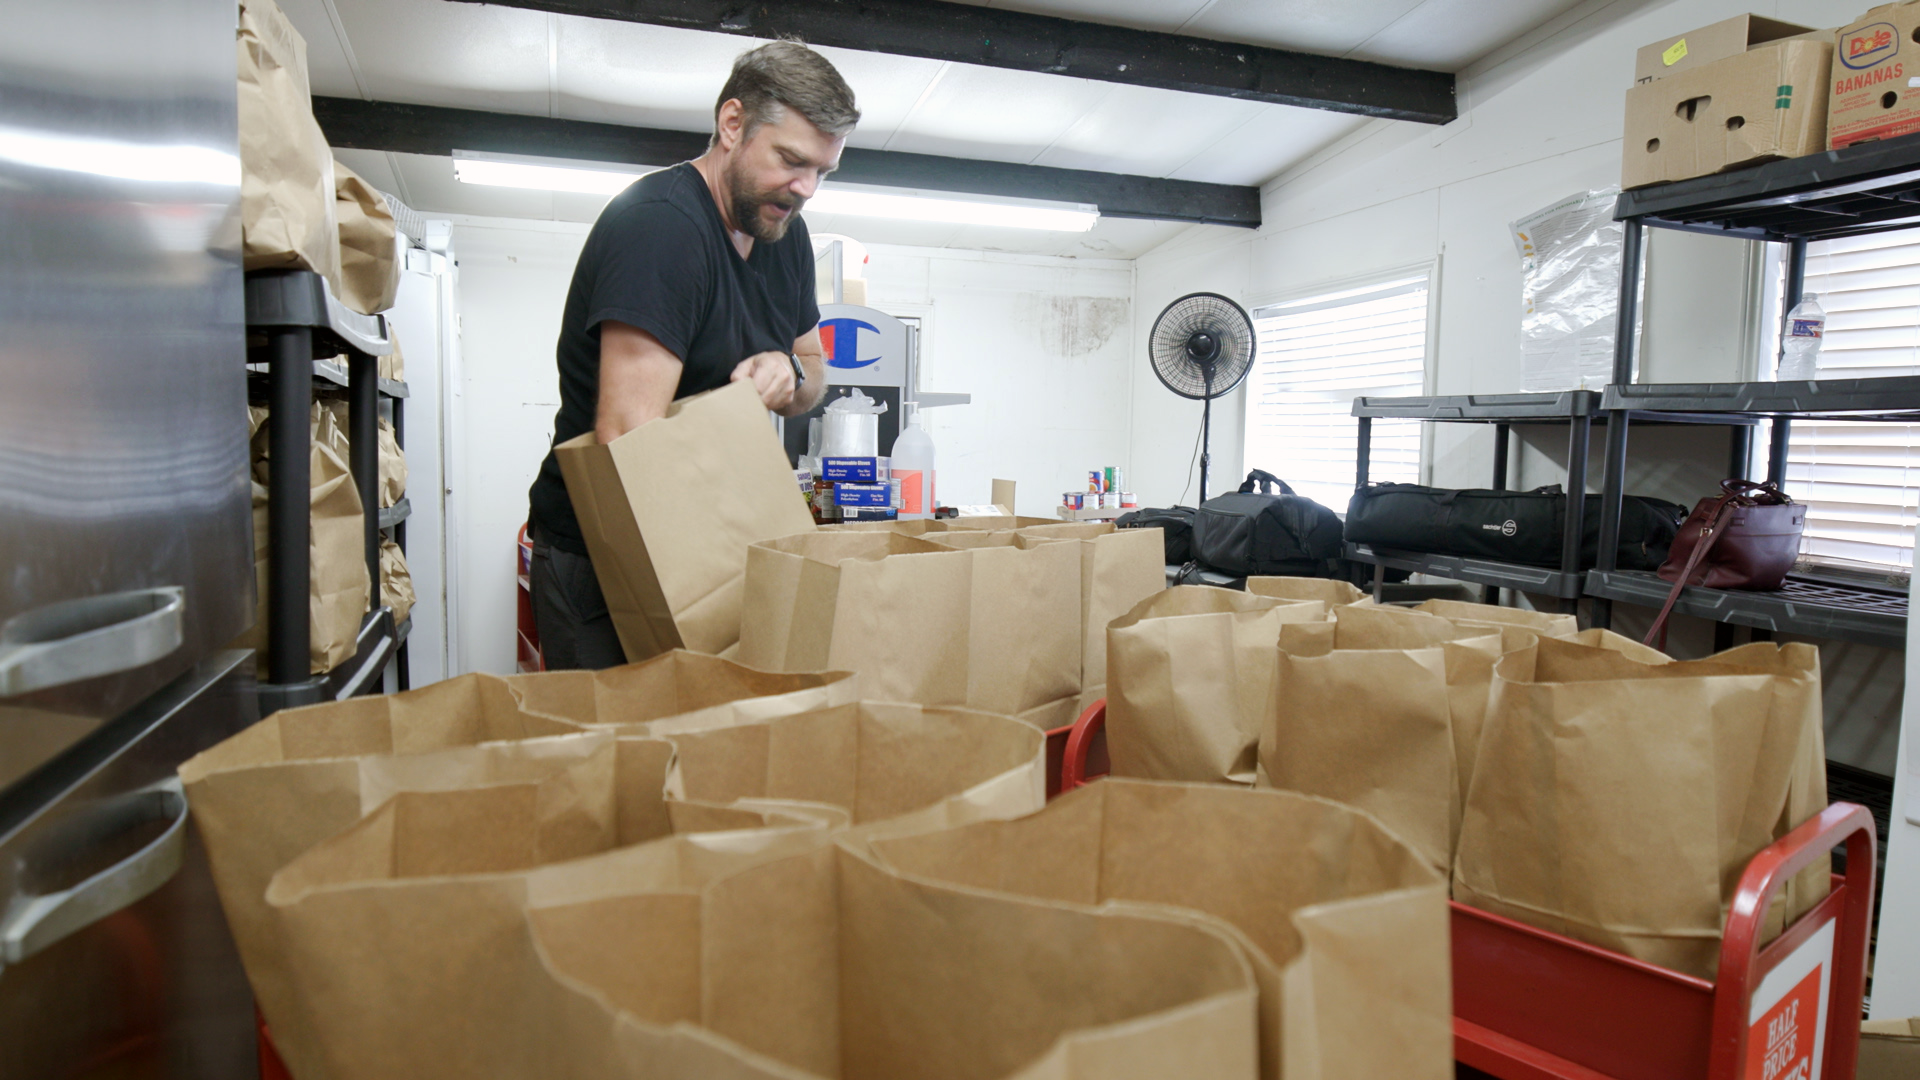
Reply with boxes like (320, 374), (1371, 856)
(1243, 274), (1429, 511)
(1777, 231), (1920, 571)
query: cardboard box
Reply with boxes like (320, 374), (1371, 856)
(1831, 3), (1920, 148)
(820, 455), (888, 482)
(1635, 14), (1817, 83)
(833, 481), (892, 507)
(1859, 1018), (1920, 1080)
(1622, 39), (1833, 189)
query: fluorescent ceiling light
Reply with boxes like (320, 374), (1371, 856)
(452, 150), (649, 196)
(451, 149), (1098, 232)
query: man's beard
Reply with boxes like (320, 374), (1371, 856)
(727, 163), (802, 243)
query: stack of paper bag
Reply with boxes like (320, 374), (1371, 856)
(1259, 604), (1504, 873)
(555, 381), (817, 662)
(1453, 634), (1829, 980)
(333, 158), (400, 315)
(998, 522), (1165, 694)
(1105, 587), (1326, 786)
(236, 0), (339, 284)
(868, 779), (1451, 1080)
(1245, 576), (1369, 607)
(738, 530), (1082, 720)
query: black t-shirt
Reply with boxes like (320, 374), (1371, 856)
(527, 162), (820, 554)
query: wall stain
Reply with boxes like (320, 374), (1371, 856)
(1024, 295), (1129, 358)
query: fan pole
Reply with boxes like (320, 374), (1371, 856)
(1199, 368), (1214, 503)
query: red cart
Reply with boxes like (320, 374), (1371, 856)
(1056, 699), (1877, 1080)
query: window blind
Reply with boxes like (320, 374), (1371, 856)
(1244, 276), (1428, 512)
(1785, 231), (1920, 570)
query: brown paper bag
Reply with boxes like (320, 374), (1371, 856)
(1260, 604), (1502, 872)
(379, 538), (414, 624)
(554, 380), (817, 661)
(869, 779), (1451, 1080)
(233, 402), (370, 674)
(378, 331), (405, 382)
(1454, 635), (1829, 979)
(1106, 587), (1325, 786)
(268, 799), (1258, 1080)
(739, 530), (1082, 716)
(1860, 1018), (1920, 1080)
(1013, 523), (1167, 692)
(1245, 576), (1368, 607)
(1413, 598), (1578, 637)
(333, 158), (400, 315)
(505, 649), (859, 735)
(377, 415), (406, 506)
(236, 0), (339, 283)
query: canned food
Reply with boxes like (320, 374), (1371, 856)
(1101, 492), (1119, 509)
(1120, 491), (1138, 508)
(1088, 470), (1102, 493)
(1103, 467), (1117, 493)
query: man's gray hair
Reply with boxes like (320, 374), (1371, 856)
(712, 41), (860, 147)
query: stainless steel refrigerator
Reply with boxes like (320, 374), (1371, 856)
(1, 0), (261, 1075)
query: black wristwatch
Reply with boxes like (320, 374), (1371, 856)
(789, 352), (806, 385)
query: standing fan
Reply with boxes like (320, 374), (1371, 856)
(1149, 292), (1256, 503)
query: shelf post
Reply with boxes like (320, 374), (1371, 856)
(348, 351), (379, 590)
(267, 327), (313, 688)
(1559, 413), (1591, 616)
(1491, 423), (1510, 490)
(1355, 415), (1372, 489)
(1591, 218), (1645, 630)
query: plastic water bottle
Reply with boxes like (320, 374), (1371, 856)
(891, 402), (936, 520)
(1777, 293), (1825, 381)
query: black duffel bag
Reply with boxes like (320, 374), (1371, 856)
(1116, 506), (1197, 564)
(1343, 483), (1687, 571)
(1192, 470), (1345, 577)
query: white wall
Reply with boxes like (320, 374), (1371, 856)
(445, 217), (1132, 675)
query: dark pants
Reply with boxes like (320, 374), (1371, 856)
(527, 528), (627, 671)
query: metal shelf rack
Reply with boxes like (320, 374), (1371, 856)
(1591, 134), (1920, 644)
(245, 269), (406, 713)
(1350, 392), (1604, 606)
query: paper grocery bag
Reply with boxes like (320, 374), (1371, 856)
(505, 649), (858, 735)
(232, 401), (369, 675)
(1015, 523), (1166, 691)
(377, 414), (405, 506)
(1105, 587), (1325, 786)
(739, 530), (1081, 716)
(333, 158), (400, 314)
(1860, 1018), (1920, 1080)
(1260, 604), (1502, 872)
(236, 0), (339, 283)
(268, 802), (1258, 1080)
(869, 780), (1451, 1080)
(555, 380), (817, 661)
(1413, 597), (1577, 637)
(263, 773), (832, 1080)
(379, 538), (414, 624)
(1454, 635), (1829, 980)
(1246, 576), (1367, 607)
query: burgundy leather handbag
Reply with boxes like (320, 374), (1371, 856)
(1644, 480), (1806, 649)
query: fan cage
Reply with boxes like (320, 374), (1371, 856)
(1149, 292), (1255, 400)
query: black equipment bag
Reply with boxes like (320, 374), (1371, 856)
(1192, 470), (1346, 577)
(1116, 506), (1197, 565)
(1343, 483), (1687, 571)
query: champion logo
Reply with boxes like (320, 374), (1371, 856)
(819, 317), (882, 369)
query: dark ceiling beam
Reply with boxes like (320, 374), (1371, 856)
(314, 97), (1263, 228)
(450, 0), (1456, 124)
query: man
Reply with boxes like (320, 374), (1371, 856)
(526, 41), (857, 669)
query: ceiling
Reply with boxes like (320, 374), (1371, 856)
(289, 0), (1588, 257)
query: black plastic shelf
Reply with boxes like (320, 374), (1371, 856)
(246, 358), (409, 399)
(1166, 564), (1245, 590)
(1603, 378), (1920, 421)
(245, 269), (391, 358)
(324, 608), (403, 700)
(1616, 131), (1920, 241)
(1353, 391), (1600, 421)
(1583, 570), (1907, 650)
(1345, 542), (1587, 599)
(378, 496), (411, 532)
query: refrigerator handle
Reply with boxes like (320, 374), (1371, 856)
(1, 777), (189, 970)
(0, 586), (185, 696)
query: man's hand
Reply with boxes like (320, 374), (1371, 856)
(730, 350), (797, 413)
